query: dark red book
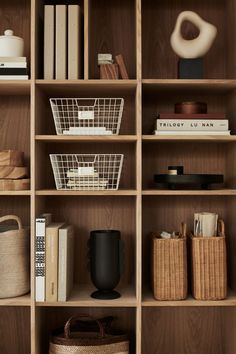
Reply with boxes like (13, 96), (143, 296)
(158, 113), (226, 120)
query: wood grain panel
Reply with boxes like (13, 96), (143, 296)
(0, 307), (30, 354)
(0, 196), (30, 226)
(89, 0), (136, 79)
(142, 307), (225, 354)
(36, 306), (136, 354)
(36, 195), (136, 287)
(142, 0), (227, 79)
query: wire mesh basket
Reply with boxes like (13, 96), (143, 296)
(50, 154), (124, 190)
(50, 98), (124, 135)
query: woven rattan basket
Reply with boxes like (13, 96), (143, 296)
(0, 215), (30, 298)
(191, 219), (227, 300)
(49, 315), (129, 354)
(152, 223), (187, 301)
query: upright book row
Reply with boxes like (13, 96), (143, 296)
(44, 4), (83, 80)
(35, 214), (74, 302)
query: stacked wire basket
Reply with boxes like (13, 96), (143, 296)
(50, 98), (124, 191)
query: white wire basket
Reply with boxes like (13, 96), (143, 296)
(50, 154), (124, 190)
(50, 98), (124, 135)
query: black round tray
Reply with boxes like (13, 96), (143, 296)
(154, 174), (224, 190)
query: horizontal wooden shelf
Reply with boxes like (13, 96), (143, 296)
(36, 285), (136, 307)
(142, 79), (236, 91)
(0, 293), (31, 307)
(36, 189), (137, 196)
(35, 135), (137, 143)
(0, 190), (31, 196)
(0, 80), (31, 95)
(142, 289), (236, 307)
(142, 135), (236, 143)
(142, 189), (236, 196)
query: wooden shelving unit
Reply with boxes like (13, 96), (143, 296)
(1, 0), (236, 353)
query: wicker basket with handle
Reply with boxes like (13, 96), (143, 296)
(49, 314), (129, 354)
(152, 223), (187, 301)
(0, 215), (30, 298)
(191, 219), (227, 300)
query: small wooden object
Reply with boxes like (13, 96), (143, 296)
(175, 102), (207, 114)
(0, 179), (30, 191)
(0, 166), (28, 179)
(0, 150), (23, 167)
(100, 64), (119, 79)
(115, 54), (129, 79)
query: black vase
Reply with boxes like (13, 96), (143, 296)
(88, 230), (123, 300)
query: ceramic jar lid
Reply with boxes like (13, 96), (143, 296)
(0, 30), (23, 42)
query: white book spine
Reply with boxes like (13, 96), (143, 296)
(44, 5), (55, 79)
(35, 218), (46, 302)
(156, 119), (229, 131)
(68, 5), (79, 79)
(0, 75), (28, 80)
(56, 5), (67, 79)
(154, 130), (231, 136)
(0, 63), (27, 68)
(58, 230), (67, 301)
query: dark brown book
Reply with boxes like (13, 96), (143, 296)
(115, 54), (129, 79)
(100, 64), (119, 79)
(158, 113), (226, 119)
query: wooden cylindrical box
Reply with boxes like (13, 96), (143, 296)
(152, 223), (187, 300)
(191, 220), (227, 300)
(0, 215), (30, 298)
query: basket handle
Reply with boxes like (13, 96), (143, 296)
(0, 215), (22, 230)
(180, 222), (187, 238)
(64, 314), (105, 339)
(218, 219), (225, 237)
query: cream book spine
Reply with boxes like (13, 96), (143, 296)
(56, 5), (67, 79)
(46, 222), (64, 302)
(44, 5), (54, 79)
(58, 225), (74, 301)
(68, 5), (81, 79)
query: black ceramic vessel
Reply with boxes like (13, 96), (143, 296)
(88, 230), (123, 300)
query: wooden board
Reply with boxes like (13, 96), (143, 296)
(0, 150), (24, 167)
(0, 178), (30, 191)
(0, 166), (28, 179)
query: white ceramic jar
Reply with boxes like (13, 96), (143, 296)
(0, 30), (24, 57)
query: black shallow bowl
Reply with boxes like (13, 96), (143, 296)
(154, 174), (224, 190)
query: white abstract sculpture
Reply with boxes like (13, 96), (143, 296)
(170, 11), (217, 58)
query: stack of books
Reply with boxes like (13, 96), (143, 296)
(35, 214), (74, 302)
(154, 113), (230, 136)
(0, 57), (28, 80)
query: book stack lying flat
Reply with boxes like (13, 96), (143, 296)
(154, 113), (230, 136)
(0, 57), (28, 80)
(35, 214), (74, 302)
(66, 167), (109, 190)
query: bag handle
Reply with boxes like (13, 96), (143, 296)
(180, 222), (186, 238)
(218, 219), (225, 237)
(64, 314), (105, 339)
(0, 215), (22, 230)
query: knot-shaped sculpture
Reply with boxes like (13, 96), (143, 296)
(170, 11), (217, 58)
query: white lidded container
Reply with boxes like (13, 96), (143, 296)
(0, 30), (24, 57)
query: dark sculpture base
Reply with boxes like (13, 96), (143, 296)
(178, 58), (203, 79)
(91, 290), (121, 300)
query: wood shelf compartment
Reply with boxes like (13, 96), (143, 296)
(37, 285), (136, 307)
(35, 83), (137, 136)
(35, 195), (137, 299)
(142, 307), (236, 354)
(142, 85), (236, 135)
(35, 0), (84, 79)
(0, 307), (31, 354)
(36, 307), (136, 354)
(35, 141), (137, 191)
(36, 189), (137, 196)
(142, 0), (236, 79)
(142, 141), (236, 190)
(142, 195), (236, 307)
(35, 135), (138, 143)
(0, 0), (31, 78)
(88, 0), (137, 79)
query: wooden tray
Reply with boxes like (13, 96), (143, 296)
(0, 179), (30, 191)
(0, 166), (28, 179)
(0, 150), (24, 167)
